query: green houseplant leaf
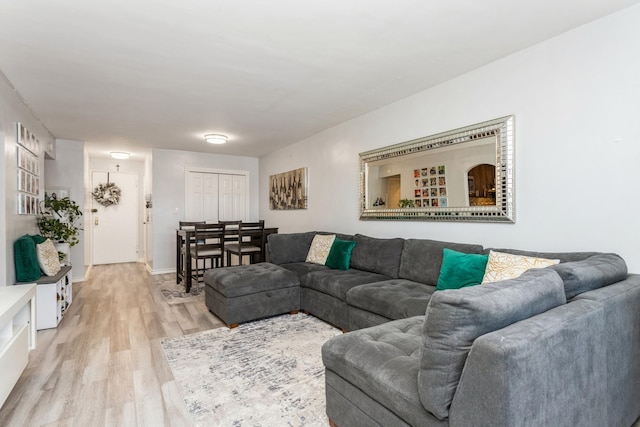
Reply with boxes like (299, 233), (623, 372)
(398, 198), (416, 208)
(36, 197), (83, 247)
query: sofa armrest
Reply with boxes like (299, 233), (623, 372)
(450, 299), (607, 427)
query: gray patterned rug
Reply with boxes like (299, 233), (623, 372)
(160, 313), (342, 426)
(155, 273), (204, 304)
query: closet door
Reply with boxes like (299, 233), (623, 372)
(186, 172), (219, 221)
(202, 173), (219, 221)
(219, 174), (234, 221)
(219, 174), (247, 221)
(232, 175), (246, 220)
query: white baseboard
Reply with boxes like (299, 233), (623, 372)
(72, 264), (91, 283)
(150, 268), (175, 275)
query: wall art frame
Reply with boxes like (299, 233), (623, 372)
(269, 167), (308, 210)
(16, 122), (40, 215)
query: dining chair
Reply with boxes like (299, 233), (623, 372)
(177, 221), (205, 285)
(224, 220), (265, 266)
(189, 222), (226, 293)
(219, 220), (240, 265)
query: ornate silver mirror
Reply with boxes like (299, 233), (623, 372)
(359, 115), (514, 222)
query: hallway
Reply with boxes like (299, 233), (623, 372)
(0, 263), (222, 426)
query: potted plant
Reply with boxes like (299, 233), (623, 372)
(37, 197), (83, 261)
(398, 198), (416, 208)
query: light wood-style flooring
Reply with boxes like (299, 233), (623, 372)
(0, 262), (223, 427)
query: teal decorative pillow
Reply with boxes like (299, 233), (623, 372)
(325, 239), (357, 270)
(436, 248), (488, 290)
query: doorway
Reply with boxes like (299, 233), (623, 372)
(91, 171), (139, 264)
(380, 175), (401, 209)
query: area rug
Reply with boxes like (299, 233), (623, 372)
(160, 313), (342, 426)
(154, 273), (204, 304)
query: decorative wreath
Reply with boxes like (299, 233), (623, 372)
(92, 182), (122, 207)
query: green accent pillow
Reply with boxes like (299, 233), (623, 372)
(14, 234), (42, 282)
(436, 248), (489, 290)
(325, 239), (357, 270)
(31, 234), (47, 245)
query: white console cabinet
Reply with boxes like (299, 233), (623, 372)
(0, 284), (36, 409)
(31, 266), (73, 330)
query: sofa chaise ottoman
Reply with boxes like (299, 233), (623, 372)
(204, 262), (300, 327)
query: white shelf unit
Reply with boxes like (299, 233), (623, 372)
(0, 284), (36, 409)
(32, 266), (73, 330)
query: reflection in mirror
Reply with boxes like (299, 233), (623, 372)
(359, 115), (514, 222)
(468, 164), (496, 206)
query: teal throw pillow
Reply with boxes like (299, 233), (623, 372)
(14, 234), (41, 282)
(436, 248), (489, 291)
(325, 239), (357, 270)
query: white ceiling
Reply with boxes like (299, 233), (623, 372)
(0, 0), (638, 159)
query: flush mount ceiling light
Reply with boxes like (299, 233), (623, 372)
(110, 151), (130, 159)
(205, 134), (228, 144)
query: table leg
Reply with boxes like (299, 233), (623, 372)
(176, 231), (182, 284)
(185, 232), (192, 293)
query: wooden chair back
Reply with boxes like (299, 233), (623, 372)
(192, 222), (226, 257)
(237, 220), (265, 258)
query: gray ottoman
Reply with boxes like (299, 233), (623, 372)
(204, 262), (301, 327)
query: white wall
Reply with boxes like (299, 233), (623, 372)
(151, 148), (259, 273)
(44, 139), (86, 281)
(0, 75), (54, 285)
(259, 5), (640, 273)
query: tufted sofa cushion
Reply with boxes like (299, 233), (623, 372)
(399, 239), (484, 285)
(418, 268), (566, 420)
(550, 253), (628, 300)
(322, 316), (439, 426)
(267, 232), (316, 264)
(205, 262), (300, 297)
(346, 279), (436, 321)
(301, 269), (390, 300)
(350, 234), (405, 278)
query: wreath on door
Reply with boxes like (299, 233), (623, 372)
(92, 174), (122, 207)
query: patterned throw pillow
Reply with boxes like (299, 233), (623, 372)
(37, 239), (62, 276)
(482, 250), (559, 283)
(305, 234), (336, 265)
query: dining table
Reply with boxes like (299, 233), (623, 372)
(176, 224), (278, 293)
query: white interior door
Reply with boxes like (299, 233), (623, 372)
(185, 169), (247, 222)
(219, 174), (234, 221)
(92, 172), (139, 265)
(185, 172), (219, 221)
(186, 172), (204, 221)
(232, 175), (246, 220)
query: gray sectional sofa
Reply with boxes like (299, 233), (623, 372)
(204, 231), (640, 427)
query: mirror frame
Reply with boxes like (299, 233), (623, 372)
(359, 115), (515, 223)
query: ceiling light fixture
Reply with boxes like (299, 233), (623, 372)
(205, 134), (228, 144)
(110, 151), (130, 159)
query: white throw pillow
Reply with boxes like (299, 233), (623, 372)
(306, 234), (336, 265)
(482, 250), (559, 283)
(37, 239), (62, 276)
